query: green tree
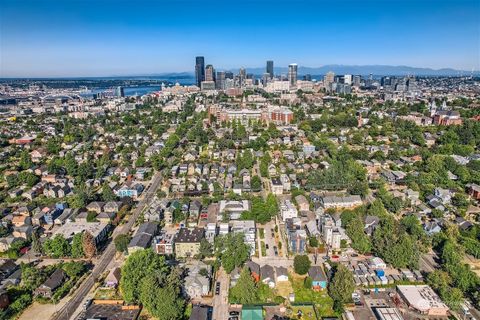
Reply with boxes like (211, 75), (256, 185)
(293, 255), (311, 275)
(198, 238), (213, 259)
(62, 261), (85, 278)
(114, 234), (131, 254)
(71, 232), (84, 258)
(251, 175), (262, 191)
(120, 249), (168, 303)
(43, 235), (71, 258)
(139, 268), (185, 320)
(346, 217), (372, 254)
(215, 233), (250, 273)
(19, 150), (33, 170)
(229, 267), (258, 304)
(101, 184), (117, 202)
(328, 264), (355, 313)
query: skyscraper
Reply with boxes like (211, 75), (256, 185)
(195, 56), (205, 87)
(205, 64), (215, 82)
(239, 68), (246, 87)
(288, 63), (298, 87)
(266, 60), (274, 79)
(216, 71), (225, 90)
(324, 71), (335, 85)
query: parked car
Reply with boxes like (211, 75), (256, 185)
(229, 311), (239, 316)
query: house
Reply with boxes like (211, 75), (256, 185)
(104, 267), (121, 288)
(96, 211), (116, 224)
(189, 305), (211, 320)
(364, 215), (380, 236)
(34, 269), (65, 299)
(0, 260), (18, 281)
(467, 183), (480, 200)
(246, 260), (260, 282)
(189, 201), (202, 217)
(175, 228), (204, 258)
(183, 261), (211, 299)
(275, 266), (288, 282)
(86, 202), (105, 213)
(153, 231), (175, 255)
(104, 201), (123, 213)
(116, 183), (144, 199)
(128, 222), (158, 254)
(260, 264), (275, 288)
(308, 266), (328, 290)
(231, 220), (256, 255)
(218, 200), (250, 220)
(321, 195), (362, 210)
(280, 200), (298, 221)
(295, 195), (309, 211)
(270, 177), (283, 195)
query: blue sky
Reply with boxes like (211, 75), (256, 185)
(1, 0), (479, 77)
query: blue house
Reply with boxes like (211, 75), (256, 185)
(116, 183), (144, 199)
(308, 266), (327, 290)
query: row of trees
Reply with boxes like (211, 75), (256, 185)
(41, 232), (96, 259)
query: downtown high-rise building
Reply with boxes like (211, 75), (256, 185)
(266, 60), (274, 79)
(239, 68), (246, 87)
(288, 63), (298, 87)
(324, 71), (335, 85)
(195, 56), (205, 87)
(216, 71), (226, 90)
(205, 64), (215, 82)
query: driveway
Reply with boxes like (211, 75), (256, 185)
(212, 267), (229, 320)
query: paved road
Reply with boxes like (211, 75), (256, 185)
(212, 268), (229, 320)
(50, 172), (163, 320)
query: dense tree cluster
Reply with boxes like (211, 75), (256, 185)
(241, 194), (278, 223)
(214, 233), (250, 273)
(120, 249), (185, 319)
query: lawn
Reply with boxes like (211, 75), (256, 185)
(259, 228), (265, 239)
(257, 283), (277, 303)
(290, 273), (336, 318)
(261, 241), (267, 256)
(289, 306), (318, 320)
(94, 288), (123, 300)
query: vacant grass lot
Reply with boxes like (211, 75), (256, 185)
(289, 273), (336, 318)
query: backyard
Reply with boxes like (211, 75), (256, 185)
(289, 273), (336, 318)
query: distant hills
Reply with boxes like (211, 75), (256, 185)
(154, 65), (477, 79)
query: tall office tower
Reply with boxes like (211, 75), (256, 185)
(239, 68), (246, 86)
(205, 64), (215, 82)
(324, 71), (335, 86)
(303, 74), (312, 81)
(216, 71), (226, 90)
(353, 75), (361, 87)
(115, 86), (125, 97)
(344, 74), (353, 85)
(266, 60), (274, 79)
(225, 71), (234, 79)
(288, 63), (298, 86)
(195, 56), (205, 87)
(262, 73), (270, 86)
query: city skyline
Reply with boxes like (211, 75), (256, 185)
(1, 0), (479, 77)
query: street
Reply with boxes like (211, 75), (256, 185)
(50, 172), (163, 320)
